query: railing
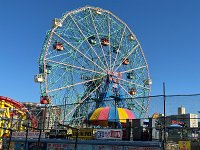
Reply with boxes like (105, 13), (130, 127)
(1, 91), (200, 149)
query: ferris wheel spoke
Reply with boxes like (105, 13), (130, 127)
(47, 70), (67, 90)
(119, 78), (150, 90)
(48, 76), (104, 93)
(118, 84), (147, 113)
(69, 14), (108, 70)
(114, 44), (139, 72)
(107, 13), (112, 71)
(120, 66), (146, 74)
(46, 59), (105, 75)
(111, 26), (126, 71)
(88, 8), (109, 69)
(53, 31), (106, 73)
(60, 82), (102, 122)
(46, 51), (71, 60)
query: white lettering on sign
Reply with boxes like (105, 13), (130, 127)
(12, 132), (45, 138)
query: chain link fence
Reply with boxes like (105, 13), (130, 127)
(1, 92), (200, 149)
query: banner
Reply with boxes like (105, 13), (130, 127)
(72, 128), (93, 140)
(96, 129), (122, 140)
(12, 132), (46, 139)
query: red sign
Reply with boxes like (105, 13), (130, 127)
(171, 120), (184, 125)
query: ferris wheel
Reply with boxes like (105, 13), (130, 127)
(35, 6), (152, 126)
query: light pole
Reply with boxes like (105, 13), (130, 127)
(197, 111), (200, 147)
(163, 82), (166, 148)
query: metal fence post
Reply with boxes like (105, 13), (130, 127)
(37, 129), (42, 148)
(24, 126), (28, 150)
(75, 128), (79, 150)
(7, 129), (12, 150)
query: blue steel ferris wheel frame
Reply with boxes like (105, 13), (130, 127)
(38, 6), (151, 126)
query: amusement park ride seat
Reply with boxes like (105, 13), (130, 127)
(53, 42), (64, 51)
(52, 18), (62, 28)
(94, 8), (102, 14)
(144, 79), (152, 85)
(122, 58), (129, 65)
(88, 36), (96, 44)
(129, 88), (137, 95)
(101, 37), (109, 46)
(128, 34), (136, 41)
(34, 74), (44, 83)
(40, 96), (50, 104)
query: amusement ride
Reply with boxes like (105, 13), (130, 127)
(0, 96), (37, 138)
(34, 6), (152, 128)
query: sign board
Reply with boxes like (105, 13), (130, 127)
(72, 128), (93, 140)
(49, 129), (57, 138)
(49, 129), (68, 138)
(12, 132), (45, 139)
(178, 141), (191, 150)
(96, 129), (122, 140)
(57, 130), (67, 138)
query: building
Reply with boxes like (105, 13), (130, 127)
(151, 106), (199, 141)
(23, 102), (62, 130)
(166, 106), (198, 128)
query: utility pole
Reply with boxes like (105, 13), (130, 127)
(163, 82), (166, 148)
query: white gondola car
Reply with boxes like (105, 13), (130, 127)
(144, 79), (152, 85)
(128, 34), (136, 41)
(52, 18), (62, 28)
(95, 8), (102, 14)
(34, 74), (44, 83)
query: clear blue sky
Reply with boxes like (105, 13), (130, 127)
(0, 0), (200, 115)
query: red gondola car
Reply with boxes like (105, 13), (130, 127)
(101, 38), (109, 46)
(53, 42), (64, 51)
(40, 96), (50, 104)
(122, 58), (129, 65)
(129, 88), (136, 95)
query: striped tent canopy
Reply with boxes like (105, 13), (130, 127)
(89, 107), (135, 126)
